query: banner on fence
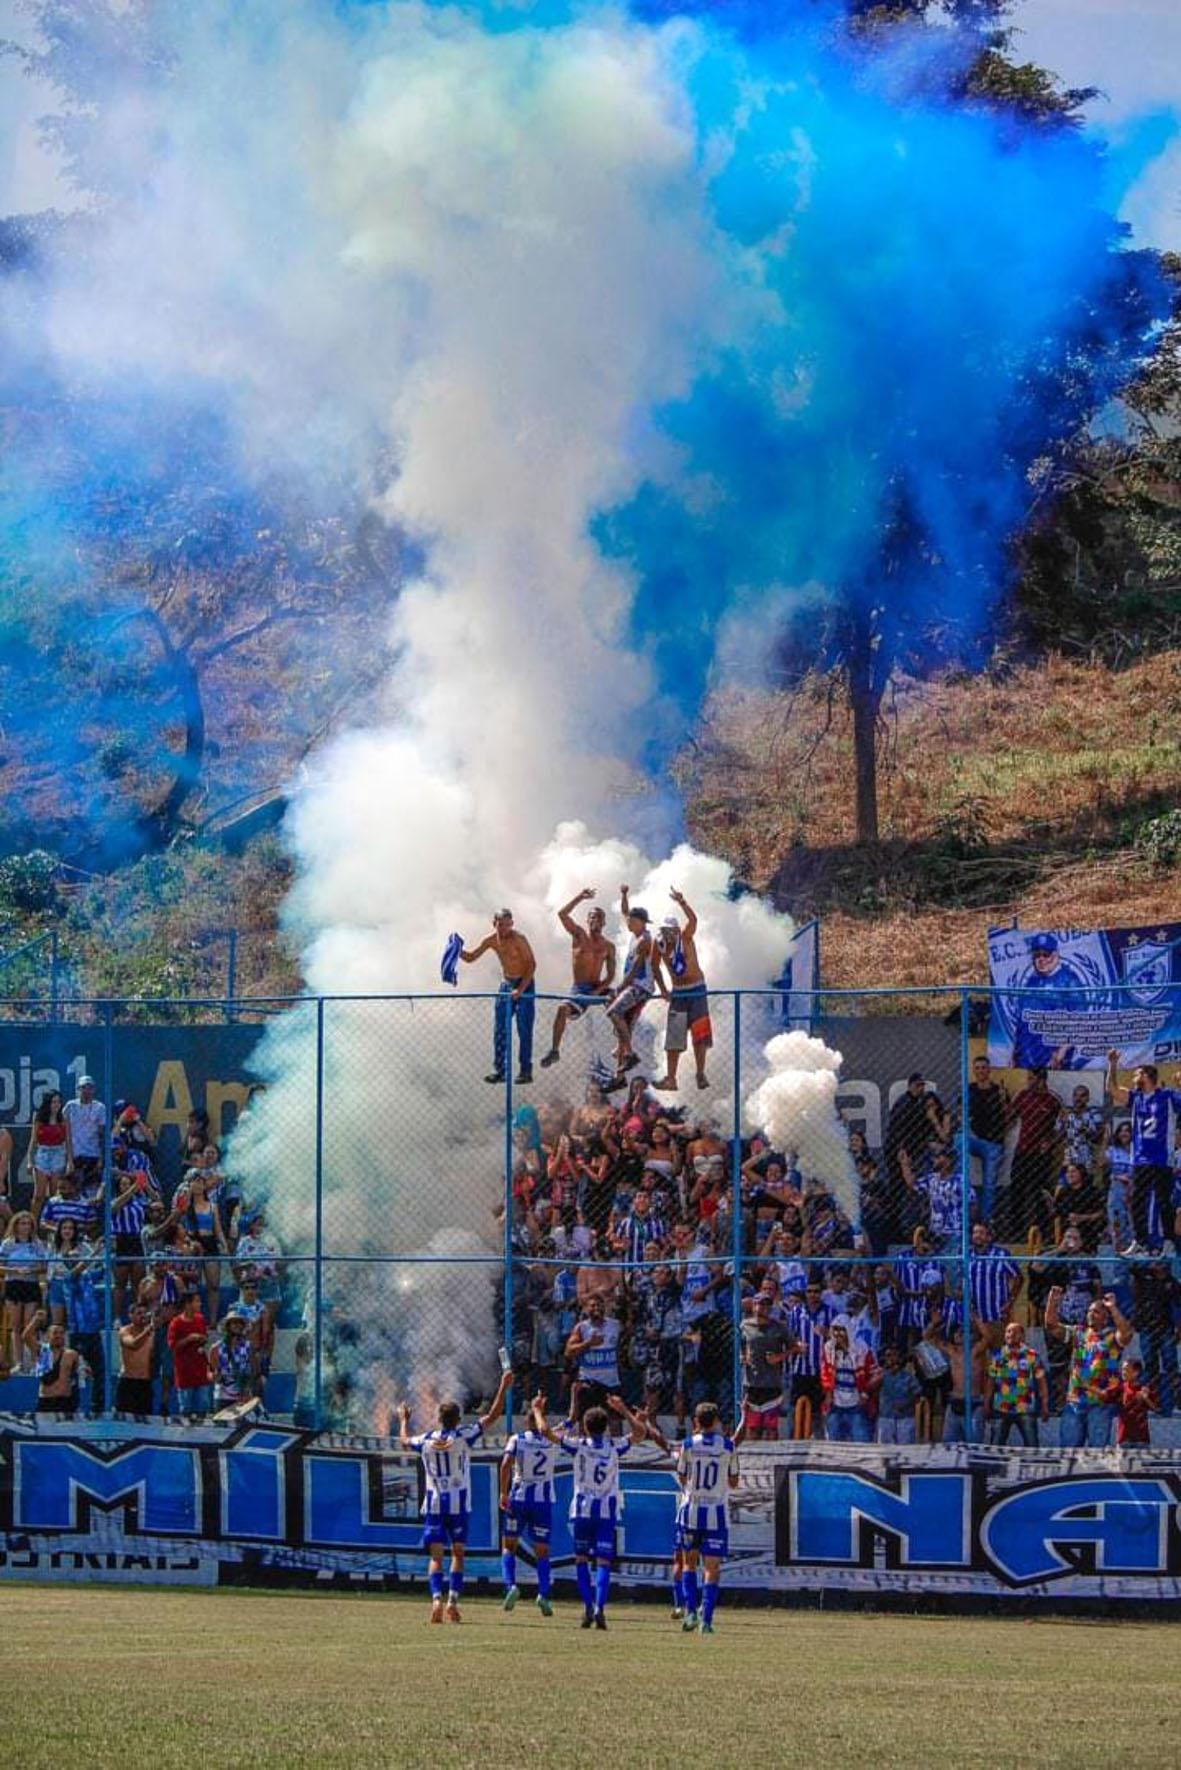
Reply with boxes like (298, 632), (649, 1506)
(0, 1023), (265, 1190)
(987, 923), (1181, 1070)
(4, 1424), (1181, 1603)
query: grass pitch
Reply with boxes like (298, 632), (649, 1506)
(7, 1584), (1175, 1767)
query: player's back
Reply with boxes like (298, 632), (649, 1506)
(562, 1428), (630, 1519)
(414, 1422), (481, 1514)
(677, 1430), (735, 1530)
(506, 1427), (559, 1504)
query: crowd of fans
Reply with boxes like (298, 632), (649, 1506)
(508, 1055), (1181, 1451)
(0, 1080), (286, 1423)
(1, 1052), (1177, 1451)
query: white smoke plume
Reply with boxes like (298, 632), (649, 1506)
(9, 1), (851, 1422)
(744, 1031), (859, 1229)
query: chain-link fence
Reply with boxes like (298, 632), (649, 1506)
(0, 984), (1175, 1449)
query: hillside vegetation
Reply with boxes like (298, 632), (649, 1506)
(681, 651), (1181, 989)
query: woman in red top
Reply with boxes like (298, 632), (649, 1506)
(25, 1091), (73, 1219)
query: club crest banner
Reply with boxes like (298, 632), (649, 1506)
(987, 923), (1181, 1070)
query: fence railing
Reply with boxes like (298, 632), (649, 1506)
(0, 985), (1174, 1446)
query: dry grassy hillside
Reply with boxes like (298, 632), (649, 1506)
(681, 652), (1181, 988)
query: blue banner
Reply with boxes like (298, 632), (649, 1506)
(987, 922), (1181, 1069)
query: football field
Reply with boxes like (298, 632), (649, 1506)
(6, 1585), (1176, 1766)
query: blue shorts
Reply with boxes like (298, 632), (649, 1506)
(674, 1522), (729, 1558)
(502, 1498), (553, 1544)
(422, 1510), (469, 1550)
(572, 1515), (618, 1561)
(565, 982), (605, 1021)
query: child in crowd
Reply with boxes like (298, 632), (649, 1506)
(1116, 1357), (1156, 1447)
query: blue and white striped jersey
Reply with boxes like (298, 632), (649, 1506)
(409, 1421), (483, 1515)
(504, 1428), (559, 1505)
(968, 1245), (1019, 1322)
(112, 1187), (149, 1237)
(675, 1430), (736, 1534)
(787, 1302), (832, 1375)
(559, 1429), (631, 1521)
(894, 1256), (931, 1330)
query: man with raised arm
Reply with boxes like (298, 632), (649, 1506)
(603, 885), (660, 1085)
(1044, 1287), (1133, 1449)
(651, 889), (713, 1092)
(499, 1388), (561, 1617)
(1105, 1049), (1181, 1255)
(539, 889), (616, 1070)
(648, 1401), (745, 1635)
(398, 1365), (513, 1624)
(460, 909), (537, 1086)
(531, 1391), (649, 1631)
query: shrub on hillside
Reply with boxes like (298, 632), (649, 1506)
(1135, 810), (1181, 869)
(0, 849), (59, 914)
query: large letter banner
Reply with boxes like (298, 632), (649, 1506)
(5, 1429), (1181, 1603)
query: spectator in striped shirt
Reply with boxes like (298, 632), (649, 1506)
(110, 1162), (159, 1324)
(787, 1281), (832, 1436)
(894, 1231), (937, 1352)
(38, 1173), (97, 1245)
(968, 1221), (1021, 1347)
(610, 1187), (666, 1266)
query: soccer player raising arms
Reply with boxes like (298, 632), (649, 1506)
(500, 1389), (561, 1617)
(649, 1402), (744, 1635)
(531, 1391), (649, 1631)
(398, 1364), (513, 1624)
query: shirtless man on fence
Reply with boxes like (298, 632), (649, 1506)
(652, 889), (713, 1091)
(539, 889), (616, 1070)
(461, 910), (537, 1085)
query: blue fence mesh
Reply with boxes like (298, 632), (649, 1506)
(0, 986), (1174, 1447)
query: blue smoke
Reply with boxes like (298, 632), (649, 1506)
(597, 17), (1170, 716)
(0, 0), (1171, 859)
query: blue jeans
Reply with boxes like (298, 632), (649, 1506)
(494, 980), (535, 1075)
(969, 1136), (1004, 1228)
(1059, 1400), (1116, 1447)
(942, 1402), (983, 1444)
(175, 1384), (211, 1417)
(826, 1407), (870, 1442)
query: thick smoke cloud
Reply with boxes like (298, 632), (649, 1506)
(0, 0), (1170, 1418)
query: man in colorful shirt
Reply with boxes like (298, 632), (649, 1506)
(1045, 1289), (1134, 1448)
(985, 1321), (1049, 1448)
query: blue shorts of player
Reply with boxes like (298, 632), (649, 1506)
(674, 1521), (729, 1559)
(422, 1510), (469, 1550)
(572, 1516), (618, 1560)
(502, 1499), (553, 1543)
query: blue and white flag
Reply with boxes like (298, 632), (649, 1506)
(440, 932), (464, 988)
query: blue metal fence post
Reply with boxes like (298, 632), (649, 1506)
(731, 990), (744, 1423)
(503, 991), (515, 1435)
(960, 987), (973, 1443)
(226, 930), (239, 1024)
(49, 932), (59, 1020)
(102, 1000), (115, 1415)
(313, 997), (325, 1430)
